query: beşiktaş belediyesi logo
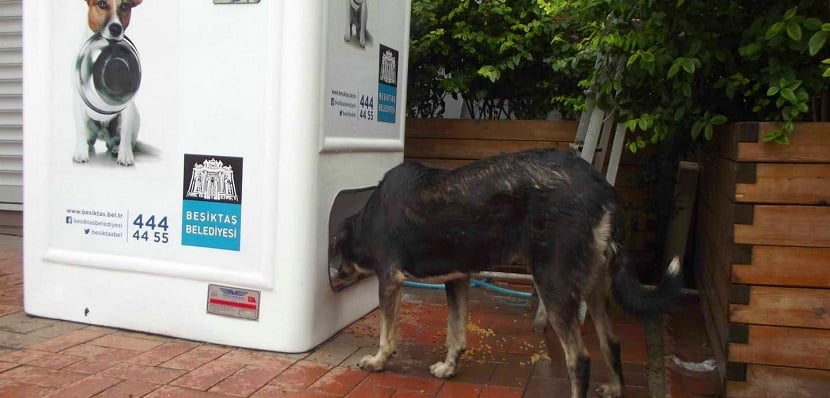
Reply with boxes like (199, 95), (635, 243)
(377, 44), (399, 123)
(181, 154), (243, 251)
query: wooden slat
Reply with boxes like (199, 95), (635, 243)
(698, 165), (739, 301)
(736, 123), (830, 163)
(736, 163), (830, 205)
(730, 286), (830, 329)
(732, 246), (830, 288)
(727, 364), (830, 397)
(729, 325), (830, 370)
(405, 118), (577, 141)
(696, 197), (733, 380)
(405, 158), (470, 169)
(696, 154), (742, 381)
(404, 138), (571, 160)
(734, 205), (830, 247)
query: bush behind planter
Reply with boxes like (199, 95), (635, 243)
(408, 0), (829, 149)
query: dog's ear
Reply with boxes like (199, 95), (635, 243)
(329, 215), (357, 251)
(330, 216), (354, 252)
(132, 0), (143, 6)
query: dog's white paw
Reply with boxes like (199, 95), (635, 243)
(429, 361), (457, 379)
(357, 355), (385, 372)
(595, 383), (622, 398)
(117, 150), (135, 166)
(73, 148), (90, 163)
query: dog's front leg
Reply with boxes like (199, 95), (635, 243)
(344, 2), (353, 42)
(73, 102), (94, 163)
(358, 269), (404, 372)
(116, 104), (139, 166)
(430, 277), (469, 378)
(358, 2), (367, 48)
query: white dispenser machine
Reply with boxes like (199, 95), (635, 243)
(23, 0), (410, 352)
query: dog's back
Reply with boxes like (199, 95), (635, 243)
(363, 148), (620, 278)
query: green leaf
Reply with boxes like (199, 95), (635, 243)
(627, 53), (640, 67)
(691, 120), (703, 140)
(809, 31), (827, 56)
(667, 62), (682, 78)
(704, 125), (714, 140)
(711, 115), (728, 125)
(766, 22), (785, 40)
(780, 87), (797, 102)
(477, 65), (500, 82)
(681, 58), (696, 74)
(767, 86), (780, 96)
(786, 22), (802, 41)
(783, 8), (797, 20)
(739, 43), (761, 59)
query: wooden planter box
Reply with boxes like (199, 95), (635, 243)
(403, 118), (659, 277)
(404, 118), (577, 168)
(696, 122), (830, 397)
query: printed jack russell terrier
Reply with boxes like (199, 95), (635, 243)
(74, 0), (143, 166)
(345, 0), (368, 48)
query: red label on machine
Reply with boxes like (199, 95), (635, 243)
(206, 284), (260, 320)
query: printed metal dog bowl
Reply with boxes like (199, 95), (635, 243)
(76, 34), (141, 114)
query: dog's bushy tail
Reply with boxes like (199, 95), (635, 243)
(612, 255), (683, 317)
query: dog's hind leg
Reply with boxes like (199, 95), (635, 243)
(430, 277), (469, 378)
(531, 283), (548, 333)
(587, 280), (623, 398)
(358, 269), (404, 372)
(543, 295), (591, 398)
(587, 209), (624, 398)
(116, 104), (139, 166)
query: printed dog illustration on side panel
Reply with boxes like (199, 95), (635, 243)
(74, 0), (143, 166)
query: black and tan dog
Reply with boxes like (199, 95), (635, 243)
(331, 148), (681, 398)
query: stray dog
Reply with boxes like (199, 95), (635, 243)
(344, 0), (368, 48)
(332, 149), (681, 398)
(74, 0), (142, 166)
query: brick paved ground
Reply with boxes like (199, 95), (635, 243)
(0, 235), (663, 397)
